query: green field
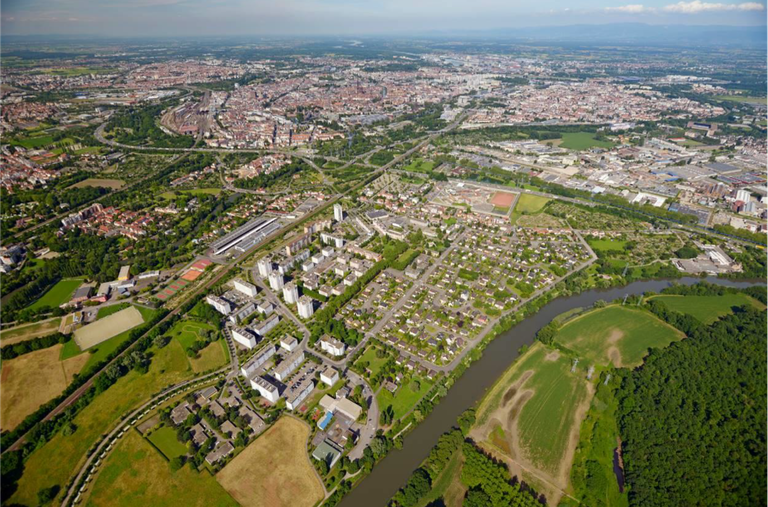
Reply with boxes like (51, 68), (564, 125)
(511, 194), (550, 224)
(416, 447), (465, 507)
(376, 376), (433, 421)
(473, 342), (590, 478)
(355, 345), (390, 377)
(11, 135), (54, 149)
(28, 278), (85, 310)
(9, 339), (194, 507)
(85, 431), (236, 507)
(554, 305), (684, 368)
(97, 303), (131, 319)
(403, 158), (436, 173)
(167, 319), (217, 350)
(652, 294), (765, 325)
(559, 132), (616, 151)
(148, 426), (189, 460)
(709, 94), (767, 105)
(587, 238), (628, 252)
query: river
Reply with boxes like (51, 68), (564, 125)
(339, 276), (763, 507)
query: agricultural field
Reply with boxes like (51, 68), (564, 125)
(217, 417), (324, 507)
(559, 132), (616, 150)
(554, 305), (684, 368)
(8, 339), (193, 506)
(0, 317), (61, 345)
(147, 426), (189, 460)
(0, 343), (89, 431)
(376, 376), (433, 421)
(511, 193), (550, 224)
(73, 306), (145, 350)
(85, 431), (237, 507)
(70, 178), (125, 189)
(28, 278), (85, 311)
(652, 294), (765, 325)
(471, 342), (591, 504)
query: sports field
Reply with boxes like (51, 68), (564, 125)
(8, 339), (193, 507)
(471, 342), (591, 503)
(217, 417), (324, 507)
(0, 318), (61, 345)
(1, 343), (89, 431)
(490, 191), (516, 208)
(85, 431), (236, 507)
(587, 238), (627, 252)
(652, 294), (765, 325)
(74, 306), (145, 350)
(28, 278), (84, 310)
(554, 305), (684, 368)
(559, 132), (616, 151)
(70, 178), (125, 189)
(511, 194), (550, 224)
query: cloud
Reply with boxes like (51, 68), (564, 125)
(605, 4), (651, 12)
(663, 1), (765, 13)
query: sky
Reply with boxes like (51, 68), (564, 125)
(2, 0), (766, 37)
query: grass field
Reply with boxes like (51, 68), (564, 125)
(652, 294), (765, 325)
(74, 306), (145, 350)
(416, 447), (466, 507)
(471, 342), (591, 500)
(511, 193), (550, 224)
(376, 376), (433, 421)
(554, 305), (684, 368)
(189, 340), (229, 373)
(70, 178), (125, 189)
(709, 94), (767, 104)
(9, 339), (193, 506)
(147, 426), (189, 460)
(11, 135), (54, 149)
(217, 417), (323, 507)
(403, 158), (436, 173)
(559, 132), (616, 151)
(355, 345), (390, 377)
(587, 238), (628, 252)
(28, 278), (84, 310)
(85, 431), (236, 507)
(0, 343), (89, 431)
(0, 318), (61, 345)
(96, 303), (130, 319)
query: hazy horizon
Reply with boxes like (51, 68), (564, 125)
(2, 0), (766, 38)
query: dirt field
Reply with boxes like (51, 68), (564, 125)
(217, 417), (324, 507)
(471, 342), (591, 505)
(0, 318), (61, 346)
(71, 178), (125, 189)
(74, 306), (144, 350)
(1, 344), (88, 430)
(490, 191), (516, 207)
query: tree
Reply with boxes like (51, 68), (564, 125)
(36, 485), (60, 505)
(464, 488), (491, 507)
(169, 456), (186, 472)
(61, 421), (77, 436)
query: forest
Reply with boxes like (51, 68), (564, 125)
(616, 301), (766, 506)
